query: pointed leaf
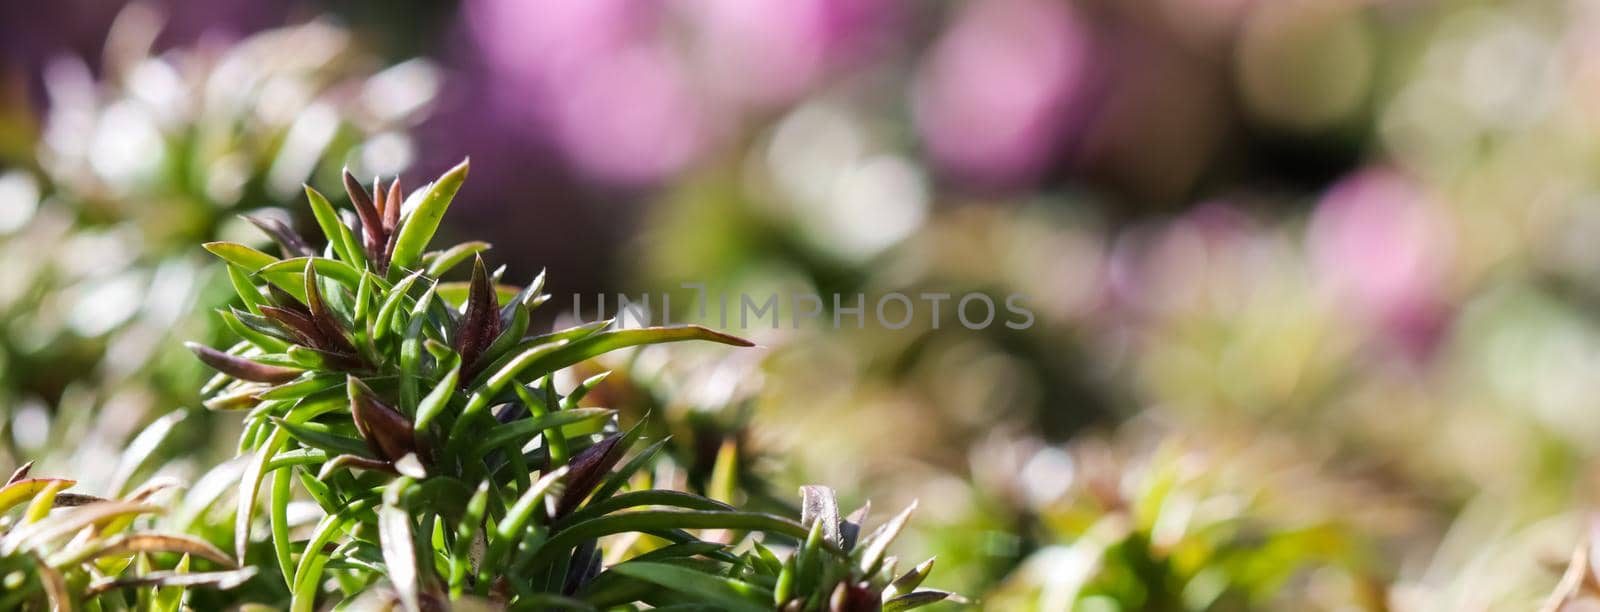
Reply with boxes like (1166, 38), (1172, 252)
(0, 478), (76, 515)
(607, 562), (769, 612)
(245, 215), (316, 258)
(187, 343), (303, 383)
(85, 567), (259, 596)
(449, 482), (490, 597)
(286, 344), (365, 371)
(497, 466), (569, 542)
(858, 501), (918, 577)
(373, 270), (426, 344)
(528, 510), (809, 570)
(12, 500), (161, 549)
(314, 454), (399, 479)
(559, 372), (610, 411)
(305, 185), (365, 268)
(413, 358), (460, 434)
(709, 441), (740, 506)
(220, 308), (292, 353)
(383, 177), (402, 233)
(502, 268), (547, 321)
(799, 485), (843, 551)
(271, 418), (372, 458)
(259, 305), (323, 346)
(258, 256), (370, 291)
(6, 461), (32, 486)
(555, 434), (627, 518)
(108, 411), (186, 498)
(349, 376), (418, 462)
(843, 502), (870, 553)
(373, 175), (388, 219)
(424, 241), (492, 278)
(354, 269), (375, 327)
(558, 490), (734, 529)
(227, 264), (267, 315)
(389, 158), (469, 279)
(154, 554), (190, 612)
(883, 591), (953, 611)
(471, 408), (616, 456)
(269, 466), (295, 590)
(586, 437), (671, 505)
(258, 373), (344, 401)
(303, 259), (358, 356)
(381, 479), (423, 612)
(209, 242), (307, 302)
(888, 558), (936, 598)
(237, 428), (287, 562)
(398, 283), (438, 413)
(55, 533), (233, 568)
(345, 169), (386, 264)
(204, 241), (279, 271)
(456, 256), (503, 377)
(292, 500), (373, 608)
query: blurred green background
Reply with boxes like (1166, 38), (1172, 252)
(6, 0), (1600, 609)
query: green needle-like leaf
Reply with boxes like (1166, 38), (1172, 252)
(220, 308), (292, 353)
(388, 158), (469, 280)
(607, 562), (771, 612)
(424, 241), (492, 278)
(883, 590), (953, 611)
(558, 490), (734, 528)
(472, 408), (616, 456)
(380, 479), (422, 612)
(258, 257), (371, 292)
(449, 483), (490, 597)
(270, 468), (295, 590)
(373, 270), (426, 345)
(528, 510), (809, 570)
(306, 185), (365, 268)
(204, 241), (279, 271)
(227, 264), (267, 315)
(413, 358), (460, 433)
(271, 418), (373, 458)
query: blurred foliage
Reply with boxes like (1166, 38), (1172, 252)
(8, 0), (1600, 609)
(982, 419), (1407, 611)
(0, 6), (435, 482)
(0, 422), (256, 610)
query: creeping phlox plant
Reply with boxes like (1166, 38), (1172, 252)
(188, 161), (953, 609)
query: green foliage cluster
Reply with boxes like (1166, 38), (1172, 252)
(21, 162), (951, 610)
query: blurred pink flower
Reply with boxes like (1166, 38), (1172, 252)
(466, 0), (708, 185)
(685, 0), (895, 107)
(462, 0), (894, 186)
(550, 43), (709, 184)
(1107, 203), (1260, 317)
(913, 0), (1092, 188)
(468, 0), (649, 79)
(1310, 168), (1452, 356)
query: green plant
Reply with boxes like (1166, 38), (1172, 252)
(0, 10), (435, 476)
(0, 462), (254, 611)
(191, 162), (952, 609)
